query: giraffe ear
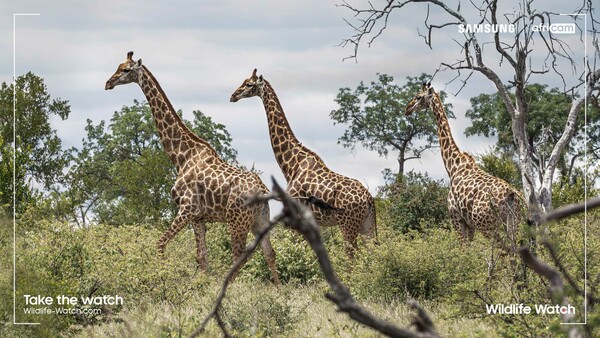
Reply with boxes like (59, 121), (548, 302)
(136, 59), (143, 67)
(258, 75), (264, 83)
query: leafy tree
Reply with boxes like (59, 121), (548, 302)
(0, 72), (71, 214)
(330, 73), (453, 176)
(0, 136), (34, 214)
(188, 110), (238, 163)
(552, 167), (599, 208)
(476, 149), (522, 190)
(465, 84), (600, 184)
(339, 0), (600, 216)
(65, 100), (237, 227)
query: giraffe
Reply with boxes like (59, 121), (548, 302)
(230, 69), (377, 260)
(405, 83), (522, 249)
(105, 52), (280, 285)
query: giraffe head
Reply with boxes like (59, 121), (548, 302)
(105, 51), (143, 90)
(229, 69), (265, 102)
(405, 82), (435, 116)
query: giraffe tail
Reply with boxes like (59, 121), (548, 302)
(303, 196), (344, 212)
(362, 198), (378, 245)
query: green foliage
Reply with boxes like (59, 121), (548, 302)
(350, 227), (488, 302)
(331, 73), (454, 175)
(552, 168), (600, 208)
(187, 110), (238, 163)
(465, 83), (600, 184)
(476, 148), (522, 189)
(0, 73), (71, 215)
(221, 284), (298, 337)
(0, 136), (36, 215)
(3, 207), (598, 337)
(241, 227), (330, 284)
(63, 100), (238, 227)
(4, 218), (213, 336)
(379, 171), (450, 232)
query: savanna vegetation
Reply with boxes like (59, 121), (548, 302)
(2, 70), (599, 337)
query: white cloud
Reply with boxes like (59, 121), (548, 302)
(3, 0), (589, 210)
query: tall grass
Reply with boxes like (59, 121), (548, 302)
(2, 211), (597, 337)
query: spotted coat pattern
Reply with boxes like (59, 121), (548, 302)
(405, 83), (522, 248)
(105, 53), (280, 284)
(230, 69), (377, 260)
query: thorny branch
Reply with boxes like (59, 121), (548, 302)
(192, 178), (439, 338)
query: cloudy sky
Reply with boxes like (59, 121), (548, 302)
(1, 1), (590, 199)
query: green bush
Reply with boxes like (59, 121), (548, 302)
(3, 201), (597, 337)
(379, 171), (450, 233)
(552, 172), (599, 208)
(2, 216), (77, 337)
(350, 226), (488, 302)
(240, 226), (347, 284)
(5, 219), (216, 336)
(221, 283), (300, 337)
(477, 149), (522, 189)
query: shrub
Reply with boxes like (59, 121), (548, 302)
(379, 171), (450, 233)
(8, 219), (214, 335)
(240, 226), (347, 284)
(476, 149), (522, 189)
(350, 226), (488, 302)
(221, 283), (299, 337)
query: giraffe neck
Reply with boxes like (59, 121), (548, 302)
(260, 80), (310, 182)
(430, 93), (464, 178)
(138, 66), (218, 170)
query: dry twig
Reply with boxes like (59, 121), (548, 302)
(192, 178), (439, 338)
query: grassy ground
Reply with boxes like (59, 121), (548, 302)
(1, 212), (597, 337)
(73, 280), (498, 338)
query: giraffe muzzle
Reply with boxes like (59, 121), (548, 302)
(105, 80), (115, 90)
(229, 94), (239, 103)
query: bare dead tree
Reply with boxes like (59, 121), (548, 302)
(339, 0), (600, 219)
(191, 178), (439, 338)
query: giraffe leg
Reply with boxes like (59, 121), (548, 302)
(450, 215), (470, 243)
(227, 220), (250, 284)
(192, 222), (208, 271)
(251, 205), (280, 286)
(340, 224), (359, 262)
(252, 225), (280, 286)
(466, 224), (476, 242)
(157, 210), (191, 256)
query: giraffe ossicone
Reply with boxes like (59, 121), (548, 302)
(230, 68), (377, 261)
(105, 52), (280, 285)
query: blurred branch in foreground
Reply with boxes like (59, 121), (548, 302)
(191, 177), (439, 338)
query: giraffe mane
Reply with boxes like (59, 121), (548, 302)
(141, 65), (220, 158)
